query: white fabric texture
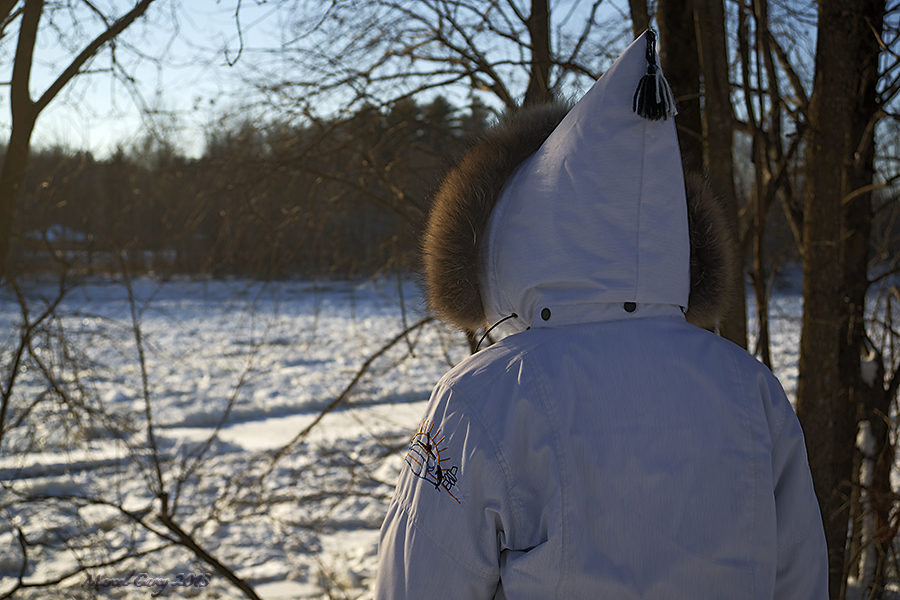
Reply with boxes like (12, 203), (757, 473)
(480, 33), (689, 334)
(375, 31), (827, 600)
(376, 320), (827, 599)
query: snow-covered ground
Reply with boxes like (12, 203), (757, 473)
(0, 274), (807, 598)
(0, 276), (467, 599)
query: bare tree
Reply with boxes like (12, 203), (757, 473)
(524, 0), (553, 104)
(657, 0), (703, 170)
(694, 0), (746, 348)
(245, 0), (626, 117)
(659, 0), (748, 348)
(795, 2), (888, 597)
(0, 0), (162, 283)
(627, 0), (650, 40)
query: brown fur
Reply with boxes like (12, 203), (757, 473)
(422, 102), (572, 331)
(422, 102), (737, 332)
(683, 172), (738, 329)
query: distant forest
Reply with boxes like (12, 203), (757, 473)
(10, 92), (898, 283)
(7, 96), (491, 279)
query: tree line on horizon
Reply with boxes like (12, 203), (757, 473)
(5, 96), (490, 280)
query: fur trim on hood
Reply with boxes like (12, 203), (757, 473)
(422, 101), (736, 332)
(422, 102), (571, 332)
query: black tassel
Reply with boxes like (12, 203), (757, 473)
(632, 30), (677, 121)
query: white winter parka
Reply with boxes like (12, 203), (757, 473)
(375, 32), (828, 600)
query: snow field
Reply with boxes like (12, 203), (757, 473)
(1, 276), (465, 599)
(0, 275), (804, 599)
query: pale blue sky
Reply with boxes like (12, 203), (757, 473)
(6, 0), (646, 159)
(1, 0), (283, 158)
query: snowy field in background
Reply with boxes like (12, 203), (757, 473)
(0, 274), (803, 599)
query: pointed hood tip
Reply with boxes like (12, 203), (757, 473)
(422, 106), (736, 333)
(422, 33), (735, 334)
(475, 29), (690, 329)
(632, 29), (679, 121)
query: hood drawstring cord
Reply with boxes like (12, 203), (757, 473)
(475, 313), (518, 352)
(632, 29), (678, 121)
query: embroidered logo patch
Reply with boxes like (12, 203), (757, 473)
(405, 420), (460, 504)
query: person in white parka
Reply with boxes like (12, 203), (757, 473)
(374, 30), (828, 600)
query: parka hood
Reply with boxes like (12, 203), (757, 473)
(423, 32), (736, 333)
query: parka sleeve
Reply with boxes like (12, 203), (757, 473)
(764, 374), (829, 599)
(373, 381), (512, 600)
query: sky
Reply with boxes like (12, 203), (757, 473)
(0, 0), (644, 160)
(0, 0), (818, 161)
(0, 0), (286, 158)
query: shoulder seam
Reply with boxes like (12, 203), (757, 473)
(393, 497), (501, 579)
(433, 378), (525, 546)
(524, 356), (568, 598)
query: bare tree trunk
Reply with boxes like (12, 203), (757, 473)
(627, 0), (650, 40)
(0, 0), (156, 283)
(737, 0), (772, 365)
(795, 2), (874, 597)
(839, 1), (886, 596)
(693, 0), (748, 348)
(658, 0), (704, 171)
(524, 0), (552, 105)
(0, 0), (42, 283)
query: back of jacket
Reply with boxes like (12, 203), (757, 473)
(378, 31), (827, 600)
(375, 315), (827, 599)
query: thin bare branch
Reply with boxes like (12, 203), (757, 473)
(35, 0), (156, 114)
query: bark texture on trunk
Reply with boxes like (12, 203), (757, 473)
(658, 0), (704, 171)
(524, 0), (552, 106)
(796, 2), (881, 597)
(627, 0), (650, 40)
(693, 0), (747, 348)
(838, 1), (886, 595)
